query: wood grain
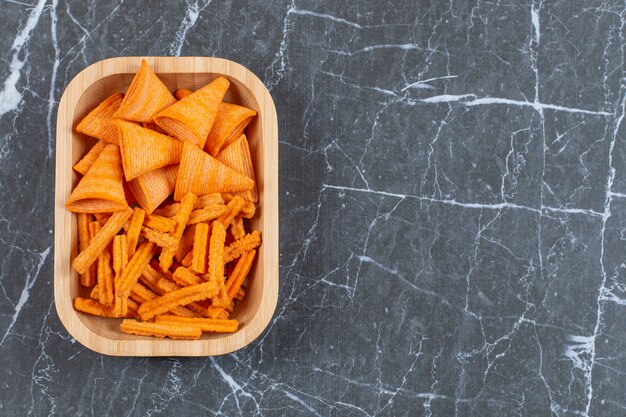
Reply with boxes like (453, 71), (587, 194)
(54, 57), (278, 356)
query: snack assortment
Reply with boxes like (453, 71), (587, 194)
(67, 60), (262, 340)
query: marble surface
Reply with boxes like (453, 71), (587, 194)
(0, 0), (624, 415)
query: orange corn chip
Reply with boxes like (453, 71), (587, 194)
(174, 88), (193, 100)
(126, 207), (145, 258)
(208, 221), (228, 306)
(141, 227), (177, 249)
(143, 214), (175, 232)
(174, 142), (254, 200)
(137, 281), (219, 321)
(230, 216), (245, 240)
(114, 59), (176, 122)
(97, 243), (114, 306)
(76, 93), (124, 144)
(142, 121), (168, 135)
(116, 120), (183, 180)
(155, 315), (238, 333)
(159, 193), (197, 272)
(77, 213), (95, 287)
(73, 140), (108, 175)
(191, 222), (209, 274)
(73, 208), (133, 275)
(120, 319), (201, 340)
(116, 241), (157, 297)
(187, 204), (228, 225)
(217, 196), (245, 227)
(127, 164), (178, 214)
(224, 230), (261, 263)
(74, 297), (118, 318)
(216, 135), (258, 202)
(123, 182), (138, 206)
(175, 224), (196, 262)
(235, 288), (245, 301)
(65, 144), (128, 213)
(172, 266), (204, 286)
(93, 213), (110, 221)
(205, 104), (257, 156)
(153, 77), (230, 148)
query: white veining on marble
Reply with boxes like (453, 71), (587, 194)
(0, 0), (47, 117)
(169, 0), (212, 56)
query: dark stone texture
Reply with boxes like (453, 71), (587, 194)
(0, 0), (624, 415)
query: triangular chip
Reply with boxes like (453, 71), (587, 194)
(66, 144), (128, 213)
(114, 59), (176, 122)
(205, 103), (257, 156)
(216, 135), (258, 202)
(153, 77), (230, 148)
(174, 142), (254, 201)
(127, 165), (178, 214)
(73, 140), (108, 175)
(116, 120), (183, 180)
(76, 93), (124, 144)
(142, 121), (169, 135)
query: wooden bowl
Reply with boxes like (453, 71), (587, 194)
(54, 57), (278, 356)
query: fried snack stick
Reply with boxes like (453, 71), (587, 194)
(235, 288), (245, 301)
(172, 266), (204, 286)
(126, 207), (145, 257)
(143, 265), (209, 316)
(73, 140), (107, 175)
(207, 250), (256, 318)
(191, 222), (209, 274)
(226, 250), (256, 300)
(217, 196), (244, 228)
(120, 319), (201, 340)
(116, 240), (157, 297)
(74, 297), (118, 318)
(112, 235), (129, 316)
(77, 213), (95, 287)
(130, 282), (197, 318)
(159, 192), (197, 272)
(153, 193), (224, 217)
(187, 204), (227, 225)
(137, 281), (218, 321)
(97, 241), (114, 306)
(126, 298), (141, 319)
(223, 193), (256, 218)
(155, 315), (238, 333)
(143, 214), (176, 233)
(180, 250), (193, 267)
(230, 216), (245, 240)
(154, 277), (210, 317)
(208, 221), (228, 306)
(174, 224), (196, 262)
(74, 208), (133, 275)
(224, 230), (261, 263)
(141, 227), (177, 249)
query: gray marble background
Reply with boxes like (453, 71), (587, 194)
(0, 0), (625, 416)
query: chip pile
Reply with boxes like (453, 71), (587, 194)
(67, 59), (262, 340)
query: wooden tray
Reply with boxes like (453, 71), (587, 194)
(54, 57), (278, 356)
